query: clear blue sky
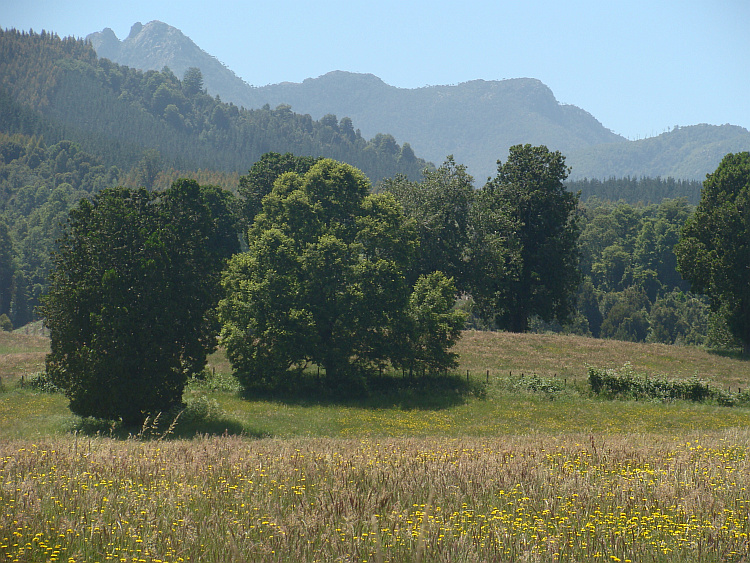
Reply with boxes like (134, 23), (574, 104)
(4, 0), (749, 140)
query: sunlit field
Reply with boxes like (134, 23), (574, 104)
(2, 433), (749, 562)
(2, 330), (750, 561)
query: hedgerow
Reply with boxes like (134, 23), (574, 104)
(588, 362), (750, 405)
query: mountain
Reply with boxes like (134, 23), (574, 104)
(87, 21), (253, 109)
(0, 28), (429, 184)
(566, 124), (750, 180)
(242, 72), (626, 182)
(86, 21), (750, 182)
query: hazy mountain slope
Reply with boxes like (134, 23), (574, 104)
(249, 72), (626, 181)
(85, 21), (750, 182)
(1, 28), (430, 183)
(567, 124), (750, 180)
(87, 21), (254, 107)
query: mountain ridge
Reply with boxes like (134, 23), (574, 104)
(87, 21), (255, 108)
(85, 20), (750, 181)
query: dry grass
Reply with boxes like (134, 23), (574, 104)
(0, 331), (49, 386)
(1, 431), (749, 562)
(3, 331), (750, 560)
(457, 330), (750, 389)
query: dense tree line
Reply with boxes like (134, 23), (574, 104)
(566, 176), (704, 205)
(676, 152), (750, 353)
(0, 128), (739, 353)
(567, 197), (713, 344)
(26, 146), (750, 423)
(0, 133), (119, 326)
(383, 145), (581, 334)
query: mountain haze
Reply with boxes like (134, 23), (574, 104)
(87, 21), (253, 108)
(0, 28), (429, 183)
(87, 20), (750, 182)
(242, 72), (626, 181)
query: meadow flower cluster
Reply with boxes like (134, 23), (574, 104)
(1, 432), (749, 562)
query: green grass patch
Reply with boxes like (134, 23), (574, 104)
(3, 330), (750, 440)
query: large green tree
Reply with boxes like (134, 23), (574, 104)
(381, 157), (475, 291)
(219, 158), (464, 386)
(237, 152), (322, 226)
(675, 152), (750, 353)
(474, 144), (581, 332)
(41, 180), (239, 424)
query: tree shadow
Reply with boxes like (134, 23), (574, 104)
(240, 371), (485, 410)
(70, 411), (268, 440)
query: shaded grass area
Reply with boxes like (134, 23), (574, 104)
(237, 369), (484, 409)
(3, 330), (750, 441)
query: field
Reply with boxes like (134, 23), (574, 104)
(1, 330), (750, 562)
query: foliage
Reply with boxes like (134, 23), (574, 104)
(40, 180), (240, 424)
(220, 158), (464, 387)
(23, 371), (59, 394)
(675, 152), (750, 354)
(474, 144), (581, 332)
(237, 151), (321, 224)
(552, 197), (729, 347)
(381, 157), (475, 290)
(393, 272), (467, 376)
(586, 363), (750, 405)
(511, 373), (563, 395)
(0, 133), (120, 326)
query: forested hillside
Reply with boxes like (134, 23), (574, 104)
(0, 133), (117, 327)
(0, 28), (429, 183)
(84, 21), (750, 183)
(567, 124), (750, 181)
(0, 27), (431, 329)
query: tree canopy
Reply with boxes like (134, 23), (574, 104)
(41, 180), (239, 424)
(473, 144), (581, 332)
(219, 159), (465, 387)
(381, 157), (475, 292)
(675, 152), (750, 353)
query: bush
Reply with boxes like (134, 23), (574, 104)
(588, 363), (719, 403)
(25, 371), (60, 393)
(513, 373), (563, 395)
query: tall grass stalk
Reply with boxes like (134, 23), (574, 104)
(1, 432), (749, 562)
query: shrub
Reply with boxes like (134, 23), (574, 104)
(588, 363), (718, 403)
(25, 371), (60, 393)
(513, 373), (563, 395)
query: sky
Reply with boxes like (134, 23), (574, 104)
(3, 0), (749, 140)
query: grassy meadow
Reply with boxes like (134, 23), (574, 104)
(2, 329), (750, 562)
